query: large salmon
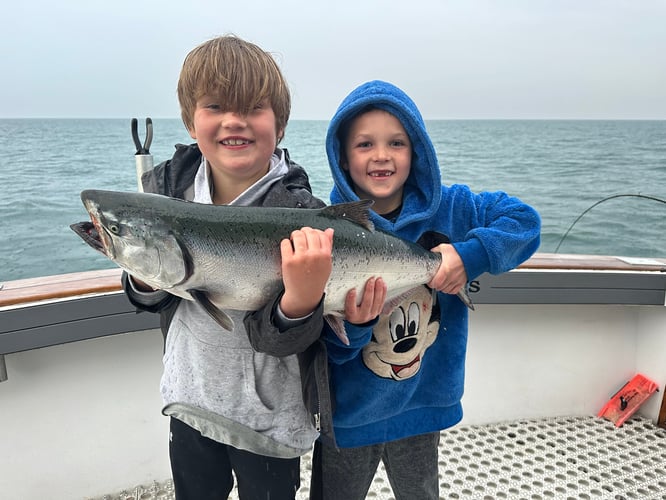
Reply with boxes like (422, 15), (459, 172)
(71, 189), (473, 343)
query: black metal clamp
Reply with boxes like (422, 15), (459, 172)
(131, 117), (153, 155)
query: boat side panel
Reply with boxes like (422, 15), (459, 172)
(472, 271), (666, 305)
(0, 330), (171, 499)
(0, 292), (160, 354)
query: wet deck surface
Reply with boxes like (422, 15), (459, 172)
(89, 416), (666, 500)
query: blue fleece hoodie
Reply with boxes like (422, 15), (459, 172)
(325, 80), (541, 447)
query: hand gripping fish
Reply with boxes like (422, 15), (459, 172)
(71, 190), (474, 344)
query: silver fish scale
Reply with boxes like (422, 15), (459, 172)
(324, 237), (441, 312)
(176, 217), (285, 310)
(164, 202), (440, 313)
(79, 192), (444, 315)
(88, 416), (666, 500)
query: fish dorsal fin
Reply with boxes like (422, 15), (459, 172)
(321, 200), (375, 231)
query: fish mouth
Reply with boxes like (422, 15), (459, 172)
(70, 221), (107, 255)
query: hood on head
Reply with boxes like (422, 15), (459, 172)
(326, 80), (442, 229)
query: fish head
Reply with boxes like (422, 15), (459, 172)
(71, 189), (189, 289)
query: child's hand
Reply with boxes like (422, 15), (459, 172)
(344, 277), (387, 325)
(428, 244), (468, 295)
(279, 227), (334, 318)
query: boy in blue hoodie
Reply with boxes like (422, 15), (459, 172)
(310, 80), (541, 499)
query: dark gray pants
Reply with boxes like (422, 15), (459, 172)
(310, 431), (440, 500)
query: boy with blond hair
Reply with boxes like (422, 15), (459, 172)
(123, 35), (334, 499)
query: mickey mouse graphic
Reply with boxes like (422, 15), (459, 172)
(362, 285), (441, 380)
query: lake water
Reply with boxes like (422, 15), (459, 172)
(1, 118), (664, 281)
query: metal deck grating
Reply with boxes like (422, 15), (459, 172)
(90, 416), (666, 500)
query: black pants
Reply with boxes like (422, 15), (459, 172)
(169, 417), (301, 500)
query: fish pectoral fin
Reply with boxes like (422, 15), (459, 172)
(324, 314), (350, 346)
(188, 289), (235, 331)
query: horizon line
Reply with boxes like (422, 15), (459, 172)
(1, 116), (665, 121)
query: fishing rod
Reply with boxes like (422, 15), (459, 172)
(131, 117), (153, 192)
(554, 193), (666, 253)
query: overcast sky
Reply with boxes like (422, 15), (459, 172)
(2, 0), (665, 120)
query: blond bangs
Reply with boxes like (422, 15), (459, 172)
(178, 36), (290, 135)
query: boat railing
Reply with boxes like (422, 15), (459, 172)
(1, 252), (665, 378)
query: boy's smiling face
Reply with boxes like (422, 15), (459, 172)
(188, 97), (281, 194)
(343, 109), (412, 215)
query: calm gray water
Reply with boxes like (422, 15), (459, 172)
(1, 119), (664, 281)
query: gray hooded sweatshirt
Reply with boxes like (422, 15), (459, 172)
(126, 147), (323, 458)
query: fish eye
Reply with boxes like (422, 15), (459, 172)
(109, 224), (120, 234)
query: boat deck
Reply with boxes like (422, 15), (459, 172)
(88, 415), (666, 500)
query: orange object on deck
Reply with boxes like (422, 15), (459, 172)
(598, 373), (659, 427)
